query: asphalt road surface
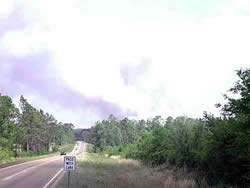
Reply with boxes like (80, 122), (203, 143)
(0, 141), (84, 188)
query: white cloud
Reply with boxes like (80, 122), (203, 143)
(1, 0), (250, 127)
(217, 0), (250, 15)
(2, 24), (49, 56)
(0, 0), (16, 19)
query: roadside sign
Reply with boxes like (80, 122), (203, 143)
(64, 156), (76, 171)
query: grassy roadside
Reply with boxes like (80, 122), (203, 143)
(0, 143), (75, 169)
(60, 143), (75, 153)
(56, 144), (197, 188)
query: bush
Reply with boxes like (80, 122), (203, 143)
(39, 147), (49, 155)
(104, 146), (122, 156)
(52, 145), (58, 152)
(123, 143), (138, 159)
(0, 148), (14, 162)
(135, 127), (169, 165)
(60, 143), (75, 153)
(16, 151), (33, 157)
(104, 144), (138, 158)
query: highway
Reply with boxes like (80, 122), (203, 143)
(0, 141), (84, 188)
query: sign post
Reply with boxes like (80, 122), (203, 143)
(68, 171), (70, 188)
(64, 156), (76, 188)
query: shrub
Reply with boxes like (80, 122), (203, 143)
(52, 145), (58, 152)
(0, 148), (14, 162)
(16, 151), (33, 157)
(39, 147), (49, 155)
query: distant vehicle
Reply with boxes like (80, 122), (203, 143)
(60, 151), (66, 155)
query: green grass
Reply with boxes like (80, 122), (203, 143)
(59, 143), (75, 153)
(57, 144), (199, 188)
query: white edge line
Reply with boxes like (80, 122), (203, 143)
(0, 156), (58, 172)
(0, 142), (79, 171)
(43, 168), (64, 188)
(2, 157), (62, 181)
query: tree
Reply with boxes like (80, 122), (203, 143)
(0, 94), (19, 151)
(207, 68), (250, 185)
(19, 95), (38, 153)
(19, 96), (74, 154)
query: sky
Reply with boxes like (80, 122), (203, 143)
(0, 0), (249, 128)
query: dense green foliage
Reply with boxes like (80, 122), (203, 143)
(74, 128), (90, 141)
(0, 95), (74, 160)
(84, 115), (147, 152)
(86, 68), (250, 187)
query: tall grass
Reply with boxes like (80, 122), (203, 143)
(56, 144), (200, 188)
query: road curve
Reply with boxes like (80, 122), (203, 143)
(0, 141), (84, 188)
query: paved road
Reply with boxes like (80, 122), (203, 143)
(0, 141), (84, 188)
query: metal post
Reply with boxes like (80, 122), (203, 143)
(68, 171), (70, 188)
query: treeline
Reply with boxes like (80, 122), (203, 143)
(74, 128), (90, 141)
(0, 95), (74, 160)
(85, 68), (250, 187)
(83, 115), (145, 151)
